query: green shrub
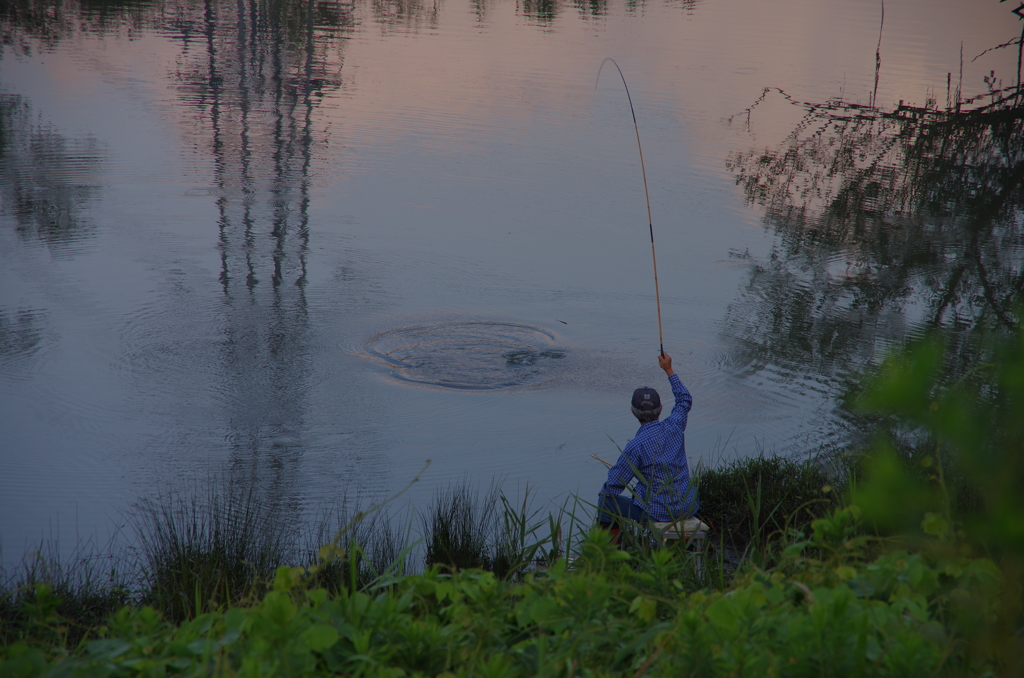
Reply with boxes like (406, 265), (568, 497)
(851, 324), (1024, 674)
(9, 522), (1002, 677)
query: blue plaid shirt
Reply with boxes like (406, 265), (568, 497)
(601, 374), (699, 521)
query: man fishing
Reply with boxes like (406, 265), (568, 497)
(597, 352), (699, 536)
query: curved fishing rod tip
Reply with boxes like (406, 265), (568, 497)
(594, 56), (625, 90)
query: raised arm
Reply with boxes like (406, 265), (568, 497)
(660, 352), (692, 427)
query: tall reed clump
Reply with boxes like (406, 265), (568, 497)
(422, 481), (499, 572)
(421, 481), (571, 579)
(129, 479), (287, 623)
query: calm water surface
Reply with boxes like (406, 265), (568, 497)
(1, 0), (1021, 559)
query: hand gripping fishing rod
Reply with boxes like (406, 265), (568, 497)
(596, 58), (665, 357)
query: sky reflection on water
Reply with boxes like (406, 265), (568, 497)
(0, 0), (1020, 561)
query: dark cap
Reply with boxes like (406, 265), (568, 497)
(631, 387), (661, 411)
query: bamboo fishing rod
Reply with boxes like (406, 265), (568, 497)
(596, 57), (665, 357)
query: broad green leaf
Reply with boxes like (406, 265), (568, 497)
(262, 591), (297, 626)
(302, 624), (340, 651)
(273, 565), (305, 592)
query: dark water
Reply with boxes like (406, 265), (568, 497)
(1, 0), (1021, 561)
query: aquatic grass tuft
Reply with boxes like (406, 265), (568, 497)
(128, 478), (288, 623)
(422, 480), (499, 572)
(421, 480), (579, 578)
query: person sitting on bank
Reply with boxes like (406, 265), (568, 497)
(597, 352), (699, 537)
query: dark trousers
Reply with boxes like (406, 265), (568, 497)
(597, 493), (649, 527)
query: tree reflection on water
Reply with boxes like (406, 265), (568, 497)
(171, 0), (343, 493)
(724, 81), (1024, 433)
(1, 0), (359, 504)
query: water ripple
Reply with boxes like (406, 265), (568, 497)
(365, 321), (565, 390)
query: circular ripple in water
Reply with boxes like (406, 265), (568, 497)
(366, 321), (565, 390)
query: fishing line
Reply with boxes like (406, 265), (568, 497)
(595, 57), (665, 357)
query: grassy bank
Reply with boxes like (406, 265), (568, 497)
(0, 451), (837, 644)
(0, 507), (1007, 677)
(0, 475), (1014, 676)
(2, 458), (998, 676)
